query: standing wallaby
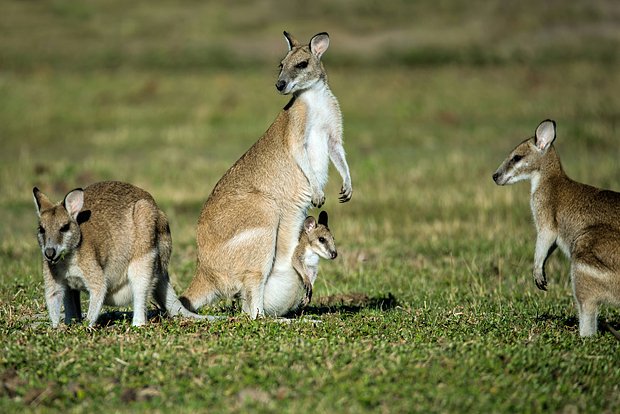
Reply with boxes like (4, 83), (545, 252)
(493, 120), (620, 337)
(180, 31), (352, 318)
(263, 211), (337, 316)
(33, 181), (202, 327)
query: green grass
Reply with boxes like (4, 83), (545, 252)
(2, 1), (620, 413)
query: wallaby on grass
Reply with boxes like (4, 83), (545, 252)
(180, 31), (352, 318)
(263, 211), (337, 316)
(493, 120), (620, 337)
(33, 181), (202, 327)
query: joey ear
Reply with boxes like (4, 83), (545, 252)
(303, 216), (317, 233)
(63, 188), (84, 221)
(33, 187), (53, 217)
(535, 119), (556, 151)
(318, 211), (329, 227)
(310, 32), (329, 59)
(283, 31), (299, 51)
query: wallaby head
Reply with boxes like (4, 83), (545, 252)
(493, 119), (557, 186)
(302, 211), (337, 260)
(33, 187), (88, 265)
(275, 31), (330, 95)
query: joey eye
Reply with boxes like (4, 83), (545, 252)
(511, 154), (523, 163)
(278, 63), (283, 69)
(38, 225), (45, 234)
(318, 237), (326, 243)
(295, 61), (308, 69)
(59, 223), (71, 233)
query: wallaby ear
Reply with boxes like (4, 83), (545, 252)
(303, 216), (317, 233)
(318, 211), (329, 227)
(63, 188), (84, 221)
(283, 31), (299, 51)
(33, 187), (53, 217)
(535, 119), (556, 151)
(310, 32), (329, 59)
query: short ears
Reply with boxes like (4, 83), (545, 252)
(63, 188), (84, 221)
(33, 187), (53, 217)
(283, 31), (299, 51)
(303, 216), (317, 233)
(535, 119), (556, 151)
(310, 32), (329, 59)
(318, 211), (329, 227)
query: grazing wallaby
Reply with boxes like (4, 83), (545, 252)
(263, 211), (337, 316)
(180, 31), (352, 318)
(493, 119), (620, 337)
(33, 181), (202, 327)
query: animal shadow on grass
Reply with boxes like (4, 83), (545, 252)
(45, 293), (399, 326)
(288, 292), (399, 317)
(94, 309), (169, 327)
(536, 313), (620, 340)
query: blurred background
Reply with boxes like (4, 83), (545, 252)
(1, 0), (619, 299)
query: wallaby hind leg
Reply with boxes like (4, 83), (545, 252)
(179, 267), (221, 313)
(127, 200), (160, 327)
(571, 263), (603, 337)
(241, 271), (268, 319)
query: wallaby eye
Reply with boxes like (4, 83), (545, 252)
(59, 223), (71, 233)
(296, 61), (308, 69)
(38, 225), (45, 234)
(318, 237), (326, 243)
(278, 63), (283, 70)
(511, 154), (523, 163)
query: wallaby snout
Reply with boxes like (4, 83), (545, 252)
(275, 79), (287, 92)
(44, 247), (56, 261)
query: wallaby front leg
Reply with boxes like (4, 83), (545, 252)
(292, 260), (313, 307)
(294, 150), (324, 207)
(43, 269), (65, 328)
(533, 228), (557, 291)
(85, 278), (107, 327)
(329, 138), (352, 202)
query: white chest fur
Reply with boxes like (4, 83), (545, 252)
(300, 83), (341, 189)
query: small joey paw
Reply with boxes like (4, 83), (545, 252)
(312, 193), (325, 208)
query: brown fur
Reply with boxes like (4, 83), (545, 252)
(33, 181), (201, 327)
(181, 32), (351, 318)
(493, 120), (620, 336)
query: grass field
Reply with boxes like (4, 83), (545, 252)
(1, 1), (620, 412)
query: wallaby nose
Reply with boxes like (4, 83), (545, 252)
(275, 80), (286, 92)
(492, 172), (500, 183)
(331, 251), (338, 259)
(44, 247), (56, 260)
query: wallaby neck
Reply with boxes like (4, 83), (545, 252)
(531, 145), (567, 195)
(295, 78), (334, 104)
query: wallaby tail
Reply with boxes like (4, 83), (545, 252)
(154, 211), (204, 319)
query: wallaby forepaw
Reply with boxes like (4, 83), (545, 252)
(533, 272), (547, 291)
(302, 285), (313, 307)
(339, 183), (352, 203)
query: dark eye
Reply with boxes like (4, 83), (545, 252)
(278, 63), (283, 70)
(318, 237), (326, 243)
(511, 154), (523, 163)
(59, 223), (71, 233)
(38, 225), (45, 234)
(295, 61), (308, 69)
